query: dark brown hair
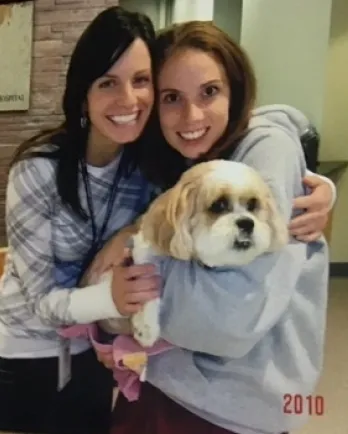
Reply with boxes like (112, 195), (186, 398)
(10, 6), (156, 219)
(139, 21), (257, 189)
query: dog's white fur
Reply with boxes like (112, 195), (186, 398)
(98, 160), (289, 347)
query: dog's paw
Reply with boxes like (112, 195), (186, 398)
(132, 302), (160, 347)
(133, 321), (160, 347)
(132, 313), (160, 347)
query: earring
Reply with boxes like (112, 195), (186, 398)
(80, 115), (87, 128)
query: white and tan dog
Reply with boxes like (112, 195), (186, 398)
(99, 160), (289, 347)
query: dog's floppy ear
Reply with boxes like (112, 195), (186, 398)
(265, 194), (289, 251)
(142, 180), (197, 260)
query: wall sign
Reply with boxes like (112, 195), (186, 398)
(0, 0), (34, 111)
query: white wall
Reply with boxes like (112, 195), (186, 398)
(321, 0), (348, 161)
(320, 0), (348, 262)
(213, 0), (242, 42)
(171, 0), (214, 23)
(120, 0), (168, 29)
(240, 0), (333, 131)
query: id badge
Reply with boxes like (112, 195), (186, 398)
(58, 336), (71, 391)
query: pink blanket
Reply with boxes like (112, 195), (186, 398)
(59, 324), (174, 401)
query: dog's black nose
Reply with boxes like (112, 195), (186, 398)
(236, 217), (254, 234)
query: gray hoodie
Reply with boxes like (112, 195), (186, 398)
(146, 104), (330, 434)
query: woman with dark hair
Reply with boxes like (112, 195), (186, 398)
(0, 6), (159, 434)
(94, 21), (331, 434)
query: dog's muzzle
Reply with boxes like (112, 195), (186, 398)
(233, 217), (254, 250)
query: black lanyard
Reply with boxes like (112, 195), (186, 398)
(78, 155), (124, 280)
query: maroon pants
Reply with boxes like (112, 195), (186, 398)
(111, 382), (288, 434)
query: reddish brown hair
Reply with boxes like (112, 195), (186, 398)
(139, 21), (257, 188)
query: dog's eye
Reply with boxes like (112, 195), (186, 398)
(208, 196), (231, 214)
(247, 197), (259, 212)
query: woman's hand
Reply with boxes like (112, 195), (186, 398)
(289, 175), (332, 242)
(111, 249), (161, 316)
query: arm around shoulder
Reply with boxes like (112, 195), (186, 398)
(2, 158), (123, 328)
(305, 169), (336, 209)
